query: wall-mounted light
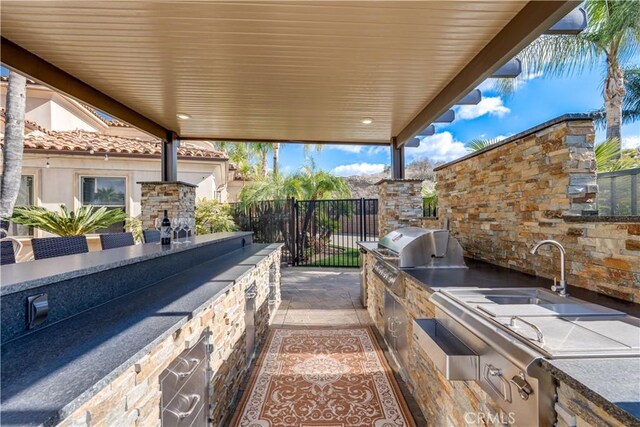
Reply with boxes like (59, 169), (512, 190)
(45, 158), (50, 168)
(104, 154), (109, 161)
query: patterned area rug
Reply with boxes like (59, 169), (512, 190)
(231, 327), (416, 427)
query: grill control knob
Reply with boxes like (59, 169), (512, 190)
(510, 372), (533, 401)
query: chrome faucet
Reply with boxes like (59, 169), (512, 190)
(530, 240), (569, 297)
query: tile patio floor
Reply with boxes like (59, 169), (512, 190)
(234, 266), (427, 425)
(271, 267), (371, 327)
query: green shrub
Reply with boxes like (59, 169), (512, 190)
(195, 199), (238, 235)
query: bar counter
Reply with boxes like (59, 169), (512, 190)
(0, 232), (283, 426)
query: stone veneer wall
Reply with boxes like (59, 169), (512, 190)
(57, 249), (281, 427)
(425, 117), (640, 302)
(139, 181), (196, 230)
(376, 179), (423, 236)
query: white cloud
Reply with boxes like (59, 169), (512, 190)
(623, 135), (640, 150)
(366, 146), (389, 156)
(330, 162), (386, 176)
(406, 131), (468, 163)
(456, 96), (510, 120)
(325, 144), (364, 154)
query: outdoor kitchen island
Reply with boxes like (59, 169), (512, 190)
(0, 232), (282, 427)
(359, 239), (640, 427)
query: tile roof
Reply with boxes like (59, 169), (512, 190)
(2, 129), (228, 160)
(0, 108), (50, 134)
(81, 103), (131, 127)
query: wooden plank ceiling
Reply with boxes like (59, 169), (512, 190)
(0, 1), (567, 144)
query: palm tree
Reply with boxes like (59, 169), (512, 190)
(497, 0), (640, 150)
(11, 205), (127, 236)
(250, 143), (273, 177)
(1, 71), (27, 224)
(594, 66), (640, 128)
(271, 142), (324, 178)
(272, 143), (281, 177)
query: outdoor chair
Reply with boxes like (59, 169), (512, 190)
(142, 230), (160, 244)
(1, 237), (22, 265)
(100, 232), (135, 250)
(31, 235), (89, 260)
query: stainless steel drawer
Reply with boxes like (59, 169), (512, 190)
(413, 318), (478, 381)
(160, 337), (207, 395)
(161, 367), (207, 427)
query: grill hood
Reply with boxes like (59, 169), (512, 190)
(378, 227), (467, 269)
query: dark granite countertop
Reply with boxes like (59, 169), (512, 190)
(0, 231), (254, 295)
(0, 243), (282, 427)
(540, 358), (640, 425)
(358, 241), (639, 316)
(359, 241), (640, 423)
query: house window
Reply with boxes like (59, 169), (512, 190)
(80, 177), (126, 233)
(5, 175), (34, 236)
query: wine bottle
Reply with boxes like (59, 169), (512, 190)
(161, 210), (171, 245)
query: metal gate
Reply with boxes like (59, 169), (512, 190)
(230, 198), (378, 268)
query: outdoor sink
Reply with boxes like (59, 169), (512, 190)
(442, 287), (625, 318)
(485, 296), (550, 305)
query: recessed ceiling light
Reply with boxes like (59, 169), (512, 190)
(176, 113), (191, 120)
(361, 118), (373, 124)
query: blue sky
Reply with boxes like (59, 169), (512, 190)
(281, 56), (640, 177)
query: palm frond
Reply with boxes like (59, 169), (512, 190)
(466, 138), (502, 152)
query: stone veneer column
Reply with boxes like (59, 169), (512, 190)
(138, 181), (196, 229)
(376, 179), (423, 236)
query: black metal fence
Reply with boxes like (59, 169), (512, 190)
(230, 198), (378, 268)
(597, 168), (639, 216)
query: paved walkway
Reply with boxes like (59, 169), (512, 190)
(271, 267), (371, 327)
(253, 266), (428, 426)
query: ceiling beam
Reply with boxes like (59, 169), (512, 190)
(0, 37), (169, 139)
(179, 136), (390, 146)
(396, 0), (580, 147)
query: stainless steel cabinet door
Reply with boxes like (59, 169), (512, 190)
(245, 284), (257, 366)
(393, 301), (410, 371)
(384, 290), (396, 350)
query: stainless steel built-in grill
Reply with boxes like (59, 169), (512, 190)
(370, 227), (467, 381)
(374, 227), (468, 269)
